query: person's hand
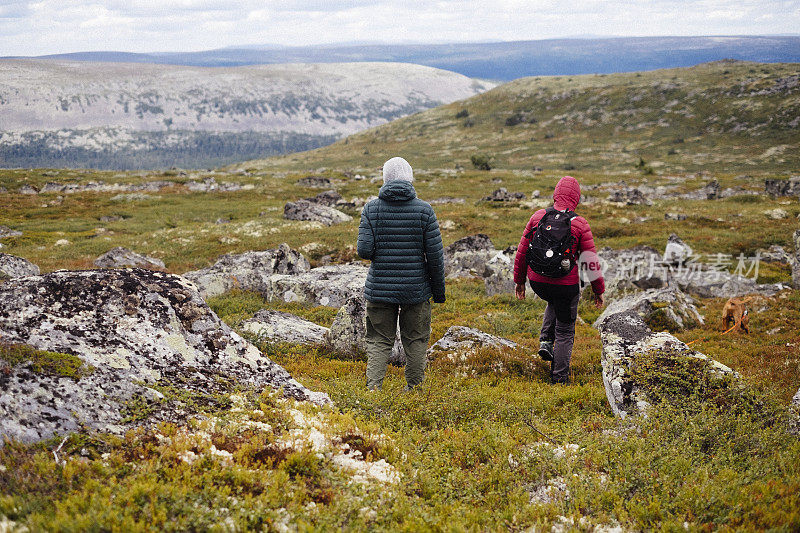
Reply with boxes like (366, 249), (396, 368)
(515, 283), (526, 300)
(594, 292), (605, 309)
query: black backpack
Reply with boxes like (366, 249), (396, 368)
(525, 207), (578, 278)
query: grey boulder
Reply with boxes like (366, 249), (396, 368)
(428, 326), (517, 360)
(794, 230), (800, 289)
(269, 264), (368, 309)
(242, 309), (329, 345)
(94, 247), (165, 270)
(183, 243), (310, 299)
(0, 268), (330, 444)
(0, 226), (22, 239)
(593, 287), (704, 332)
(284, 199), (352, 226)
(0, 253), (40, 279)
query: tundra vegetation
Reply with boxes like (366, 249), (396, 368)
(1, 60), (799, 530)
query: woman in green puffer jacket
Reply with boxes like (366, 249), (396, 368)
(357, 157), (446, 390)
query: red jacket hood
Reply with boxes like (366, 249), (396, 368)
(553, 175), (581, 211)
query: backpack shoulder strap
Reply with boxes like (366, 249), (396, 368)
(524, 208), (554, 239)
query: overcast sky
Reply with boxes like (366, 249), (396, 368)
(1, 0), (799, 56)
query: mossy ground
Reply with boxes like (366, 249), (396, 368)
(0, 343), (94, 380)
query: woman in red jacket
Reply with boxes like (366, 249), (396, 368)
(513, 175), (605, 384)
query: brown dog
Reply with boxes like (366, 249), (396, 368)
(721, 296), (752, 333)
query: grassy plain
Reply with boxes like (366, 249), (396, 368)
(1, 60), (799, 531)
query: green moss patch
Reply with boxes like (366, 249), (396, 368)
(0, 343), (94, 380)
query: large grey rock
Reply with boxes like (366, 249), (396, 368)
(428, 326), (517, 360)
(607, 188), (652, 206)
(0, 226), (22, 239)
(284, 199), (352, 226)
(242, 309), (329, 345)
(595, 308), (736, 419)
(593, 287), (704, 332)
(444, 234), (499, 279)
(326, 294), (405, 365)
(0, 269), (330, 444)
(596, 246), (665, 300)
(297, 176), (332, 188)
(676, 271), (788, 299)
(305, 190), (343, 207)
(183, 243), (310, 299)
(793, 230), (800, 289)
(0, 253), (40, 279)
(663, 234), (693, 265)
(484, 247), (518, 296)
(94, 247), (165, 270)
(764, 177), (800, 197)
(268, 264), (368, 309)
(19, 185), (38, 195)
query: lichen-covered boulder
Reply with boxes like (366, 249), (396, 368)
(764, 177), (800, 197)
(267, 264), (368, 308)
(663, 234), (693, 265)
(483, 188), (525, 202)
(183, 243), (310, 299)
(242, 309), (329, 345)
(0, 253), (40, 279)
(676, 271), (788, 299)
(326, 294), (405, 365)
(94, 247), (165, 270)
(284, 199), (352, 226)
(484, 247), (517, 296)
(428, 326), (517, 360)
(596, 246), (665, 300)
(595, 308), (736, 420)
(793, 230), (800, 289)
(305, 190), (343, 207)
(0, 268), (330, 444)
(593, 287), (704, 332)
(0, 225), (22, 239)
(444, 234), (499, 279)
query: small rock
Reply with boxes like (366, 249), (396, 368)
(764, 208), (789, 219)
(664, 213), (687, 221)
(305, 190), (343, 207)
(663, 234), (692, 265)
(19, 185), (39, 195)
(94, 247), (165, 270)
(0, 226), (22, 239)
(430, 197), (466, 205)
(54, 239), (71, 246)
(284, 199), (352, 226)
(482, 188), (525, 202)
(0, 253), (40, 279)
(439, 220), (456, 231)
(428, 326), (517, 359)
(297, 176), (332, 188)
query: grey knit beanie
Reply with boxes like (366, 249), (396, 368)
(382, 157), (414, 183)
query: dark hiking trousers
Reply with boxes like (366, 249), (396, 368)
(365, 299), (431, 390)
(530, 281), (580, 383)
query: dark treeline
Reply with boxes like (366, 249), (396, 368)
(0, 131), (339, 170)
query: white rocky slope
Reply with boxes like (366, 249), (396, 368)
(0, 59), (494, 141)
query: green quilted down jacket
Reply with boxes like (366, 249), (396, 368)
(357, 180), (446, 304)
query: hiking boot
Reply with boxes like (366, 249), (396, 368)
(538, 341), (554, 362)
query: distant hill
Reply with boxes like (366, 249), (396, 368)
(13, 36), (800, 81)
(245, 61), (800, 175)
(0, 61), (494, 170)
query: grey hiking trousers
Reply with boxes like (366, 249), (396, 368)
(531, 281), (581, 383)
(365, 299), (431, 390)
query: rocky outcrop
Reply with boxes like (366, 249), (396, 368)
(444, 234), (499, 279)
(676, 271), (788, 299)
(297, 176), (332, 188)
(482, 188), (525, 202)
(326, 295), (405, 365)
(305, 190), (343, 207)
(595, 306), (736, 419)
(596, 246), (665, 300)
(0, 253), (40, 279)
(183, 243), (310, 299)
(0, 268), (330, 444)
(593, 287), (704, 332)
(94, 247), (165, 270)
(607, 188), (652, 206)
(268, 264), (368, 308)
(186, 177), (242, 192)
(663, 234), (692, 265)
(428, 326), (517, 360)
(242, 309), (329, 345)
(764, 177), (800, 197)
(40, 180), (176, 194)
(484, 247), (518, 296)
(284, 199), (352, 226)
(0, 226), (22, 239)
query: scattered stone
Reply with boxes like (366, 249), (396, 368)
(439, 220), (456, 231)
(215, 217), (231, 225)
(0, 226), (22, 239)
(482, 188), (526, 202)
(284, 199), (352, 226)
(531, 189), (541, 199)
(664, 212), (687, 221)
(759, 244), (792, 264)
(430, 197), (466, 205)
(764, 208), (789, 219)
(593, 287), (704, 332)
(607, 188), (652, 206)
(792, 230), (800, 289)
(677, 271), (788, 299)
(0, 186), (7, 193)
(54, 239), (71, 246)
(663, 234), (693, 265)
(99, 215), (125, 222)
(528, 477), (569, 505)
(186, 177), (241, 192)
(19, 185), (38, 195)
(428, 326), (517, 360)
(0, 253), (40, 279)
(326, 294), (405, 365)
(297, 176), (332, 188)
(183, 243), (311, 299)
(484, 247), (518, 296)
(597, 246), (665, 300)
(764, 177), (800, 197)
(93, 247), (165, 270)
(444, 234), (497, 279)
(242, 309), (329, 345)
(0, 269), (330, 444)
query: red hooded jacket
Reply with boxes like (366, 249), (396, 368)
(513, 176), (605, 294)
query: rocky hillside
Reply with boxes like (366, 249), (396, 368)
(0, 60), (494, 169)
(248, 60), (800, 174)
